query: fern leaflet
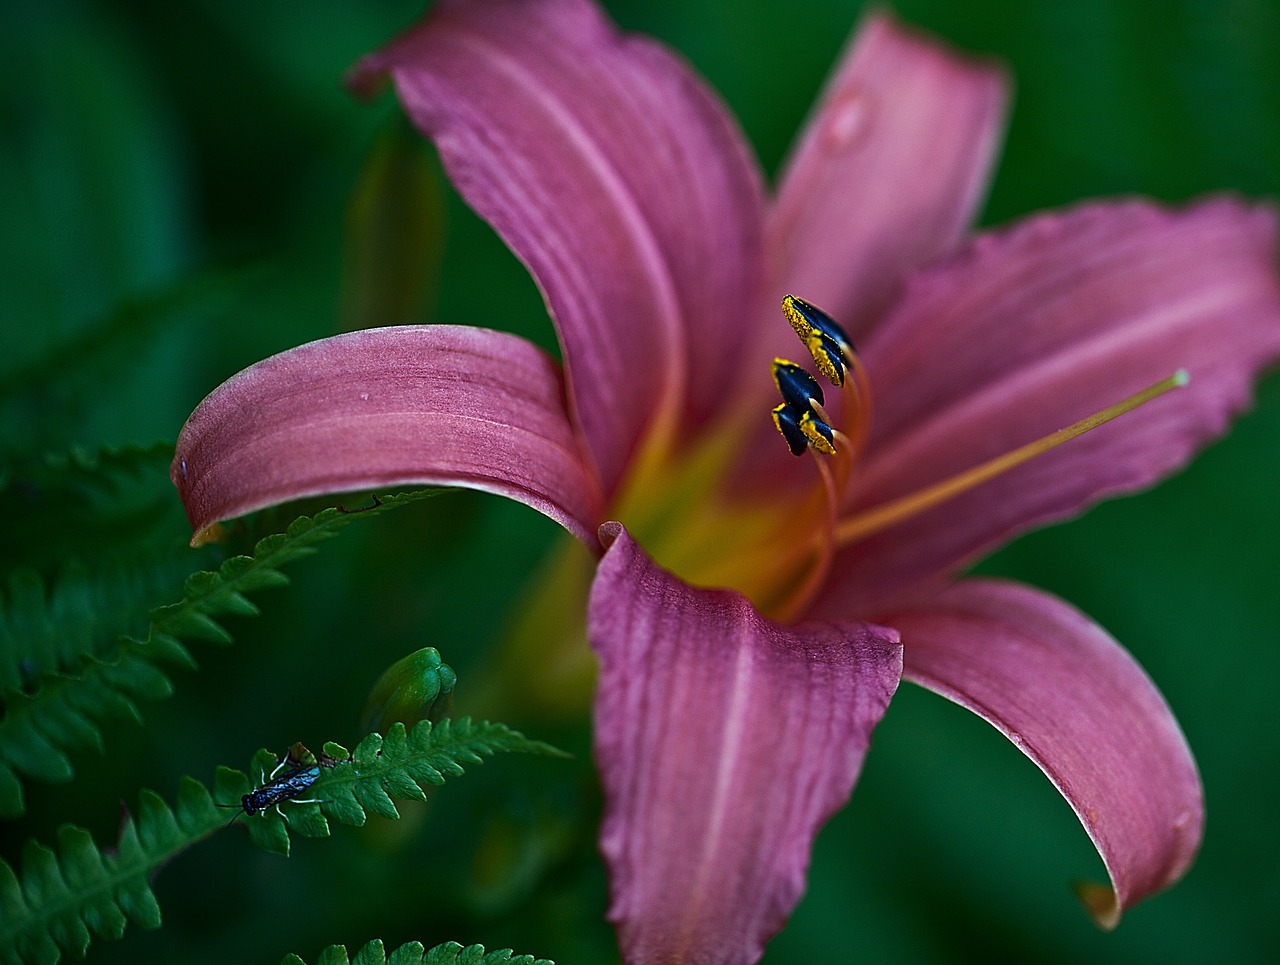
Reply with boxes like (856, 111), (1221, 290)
(280, 939), (555, 965)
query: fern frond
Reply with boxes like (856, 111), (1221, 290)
(0, 491), (436, 818)
(148, 490), (435, 645)
(0, 442), (185, 570)
(0, 777), (223, 965)
(0, 553), (195, 691)
(220, 719), (566, 856)
(0, 719), (560, 963)
(0, 636), (185, 812)
(28, 442), (175, 503)
(280, 939), (555, 965)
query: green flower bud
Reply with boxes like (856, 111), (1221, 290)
(360, 647), (457, 734)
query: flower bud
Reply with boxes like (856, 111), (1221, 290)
(360, 647), (457, 734)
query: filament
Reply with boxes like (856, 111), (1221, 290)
(834, 371), (1189, 547)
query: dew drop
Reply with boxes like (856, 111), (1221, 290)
(1007, 730), (1025, 748)
(358, 392), (370, 401)
(180, 457), (188, 480)
(1172, 810), (1193, 831)
(822, 88), (873, 152)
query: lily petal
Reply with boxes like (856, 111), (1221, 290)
(355, 0), (766, 495)
(171, 325), (603, 544)
(761, 9), (1006, 356)
(590, 524), (901, 964)
(829, 197), (1280, 611)
(883, 579), (1203, 927)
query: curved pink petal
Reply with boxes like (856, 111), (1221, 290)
(171, 325), (604, 544)
(757, 9), (1006, 364)
(825, 197), (1280, 612)
(354, 0), (766, 496)
(883, 579), (1203, 927)
(590, 524), (901, 964)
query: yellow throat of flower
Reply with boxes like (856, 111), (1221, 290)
(614, 295), (1188, 623)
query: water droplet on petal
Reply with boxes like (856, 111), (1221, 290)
(1173, 810), (1193, 831)
(822, 88), (873, 152)
(1007, 730), (1025, 748)
(179, 457), (188, 479)
(358, 392), (370, 401)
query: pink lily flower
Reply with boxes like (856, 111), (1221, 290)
(170, 1), (1280, 962)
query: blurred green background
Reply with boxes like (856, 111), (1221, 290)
(2, 0), (1278, 962)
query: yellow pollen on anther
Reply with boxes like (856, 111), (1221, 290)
(834, 370), (1190, 548)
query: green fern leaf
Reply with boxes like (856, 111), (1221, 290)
(0, 490), (436, 818)
(0, 777), (224, 964)
(280, 939), (555, 965)
(0, 442), (187, 571)
(146, 490), (437, 651)
(0, 553), (196, 691)
(218, 719), (565, 856)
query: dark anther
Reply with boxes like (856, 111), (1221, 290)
(772, 359), (825, 411)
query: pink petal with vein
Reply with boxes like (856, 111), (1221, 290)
(171, 325), (603, 544)
(355, 0), (766, 495)
(758, 10), (1005, 362)
(825, 197), (1280, 613)
(590, 524), (901, 964)
(884, 579), (1203, 926)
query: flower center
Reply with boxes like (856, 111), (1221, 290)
(768, 294), (1188, 617)
(613, 295), (1186, 624)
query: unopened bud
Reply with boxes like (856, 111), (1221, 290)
(360, 647), (457, 734)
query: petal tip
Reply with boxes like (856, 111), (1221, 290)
(190, 522), (226, 548)
(1073, 880), (1121, 931)
(597, 520), (624, 550)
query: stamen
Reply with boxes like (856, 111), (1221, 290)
(782, 295), (856, 386)
(840, 352), (872, 458)
(772, 358), (839, 459)
(769, 298), (869, 463)
(772, 403), (809, 456)
(772, 450), (841, 622)
(834, 371), (1190, 547)
(805, 334), (847, 386)
(799, 411), (837, 455)
(772, 358), (825, 410)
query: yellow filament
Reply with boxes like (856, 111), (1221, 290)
(771, 428), (865, 621)
(841, 352), (872, 458)
(834, 370), (1189, 547)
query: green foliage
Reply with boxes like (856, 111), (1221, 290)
(0, 490), (437, 817)
(216, 720), (566, 857)
(0, 721), (562, 964)
(340, 119), (446, 331)
(145, 492), (437, 648)
(0, 442), (188, 571)
(281, 939), (555, 965)
(0, 777), (222, 965)
(0, 269), (258, 463)
(0, 556), (195, 690)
